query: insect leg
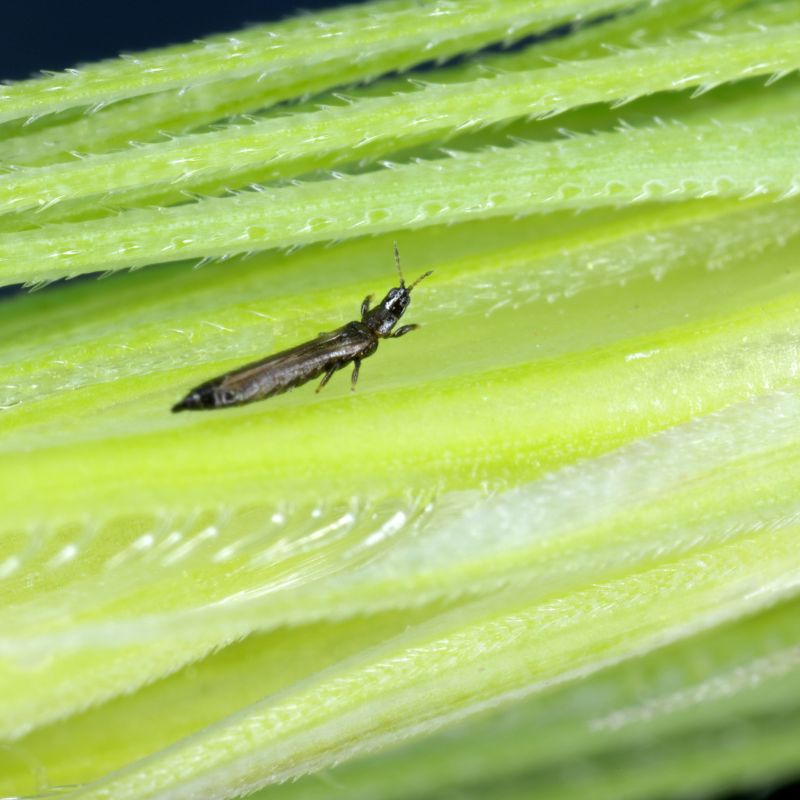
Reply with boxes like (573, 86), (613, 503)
(351, 358), (361, 391)
(360, 294), (373, 319)
(391, 324), (419, 338)
(315, 365), (338, 394)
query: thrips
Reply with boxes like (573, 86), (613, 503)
(172, 244), (432, 412)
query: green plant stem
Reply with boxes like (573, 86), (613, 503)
(58, 518), (800, 799)
(0, 0), (634, 125)
(2, 195), (798, 430)
(251, 595), (800, 800)
(0, 0), (749, 167)
(1, 111), (798, 285)
(2, 26), (797, 219)
(2, 201), (799, 743)
(2, 2), (800, 799)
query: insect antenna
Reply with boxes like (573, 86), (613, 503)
(393, 240), (405, 288)
(394, 241), (432, 290)
(408, 269), (433, 291)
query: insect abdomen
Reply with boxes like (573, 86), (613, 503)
(171, 380), (224, 412)
(242, 356), (335, 403)
(173, 352), (351, 411)
(172, 322), (377, 411)
(173, 362), (332, 411)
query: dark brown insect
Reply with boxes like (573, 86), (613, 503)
(172, 244), (432, 411)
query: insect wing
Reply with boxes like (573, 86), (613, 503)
(216, 325), (370, 401)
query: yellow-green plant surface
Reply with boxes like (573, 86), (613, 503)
(1, 0), (800, 798)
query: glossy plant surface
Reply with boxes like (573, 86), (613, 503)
(1, 1), (799, 798)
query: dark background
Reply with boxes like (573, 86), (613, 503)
(0, 1), (344, 82)
(0, 5), (799, 798)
